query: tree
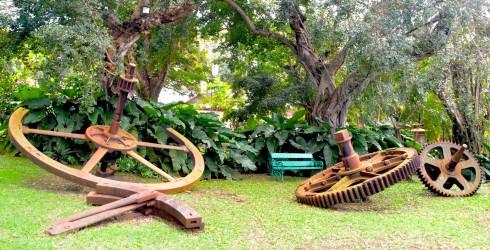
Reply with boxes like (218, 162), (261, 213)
(104, 0), (202, 100)
(205, 0), (462, 131)
(420, 1), (490, 150)
(133, 19), (210, 101)
(3, 0), (203, 105)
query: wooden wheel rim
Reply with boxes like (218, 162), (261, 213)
(8, 108), (204, 194)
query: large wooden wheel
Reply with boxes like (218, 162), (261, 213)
(8, 64), (205, 235)
(9, 108), (204, 194)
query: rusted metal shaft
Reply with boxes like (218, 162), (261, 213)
(108, 93), (128, 134)
(334, 130), (361, 170)
(108, 63), (138, 135)
(447, 144), (467, 171)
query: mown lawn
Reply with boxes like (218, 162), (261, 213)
(0, 155), (489, 249)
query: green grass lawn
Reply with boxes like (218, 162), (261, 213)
(0, 155), (489, 249)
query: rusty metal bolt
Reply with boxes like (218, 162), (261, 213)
(366, 165), (373, 172)
(334, 129), (361, 171)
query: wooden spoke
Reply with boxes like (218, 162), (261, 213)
(23, 127), (86, 140)
(81, 148), (109, 173)
(125, 150), (176, 182)
(137, 141), (188, 152)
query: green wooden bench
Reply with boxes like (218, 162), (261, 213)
(270, 153), (324, 182)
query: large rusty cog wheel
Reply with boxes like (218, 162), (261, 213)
(296, 130), (420, 208)
(417, 141), (482, 197)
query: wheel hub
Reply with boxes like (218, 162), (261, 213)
(86, 125), (138, 151)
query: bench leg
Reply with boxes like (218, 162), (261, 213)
(270, 168), (278, 181)
(270, 168), (285, 182)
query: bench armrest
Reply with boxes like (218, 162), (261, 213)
(314, 161), (324, 169)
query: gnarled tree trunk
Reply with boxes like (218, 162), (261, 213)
(102, 1), (196, 99)
(436, 62), (482, 151)
(223, 0), (376, 131)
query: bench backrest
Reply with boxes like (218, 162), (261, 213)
(270, 153), (313, 160)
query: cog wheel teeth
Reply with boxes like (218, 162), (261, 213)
(296, 147), (419, 208)
(418, 141), (483, 197)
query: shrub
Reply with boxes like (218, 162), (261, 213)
(242, 111), (422, 173)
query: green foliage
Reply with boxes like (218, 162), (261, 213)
(473, 142), (490, 182)
(0, 71), (17, 121)
(243, 111), (412, 173)
(0, 86), (257, 179)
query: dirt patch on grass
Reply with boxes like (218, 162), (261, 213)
(25, 174), (91, 196)
(24, 172), (161, 196)
(302, 235), (462, 250)
(481, 220), (490, 233)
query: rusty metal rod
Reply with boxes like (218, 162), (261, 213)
(334, 130), (361, 170)
(447, 144), (467, 171)
(108, 63), (137, 135)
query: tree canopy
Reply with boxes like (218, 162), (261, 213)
(2, 0), (490, 149)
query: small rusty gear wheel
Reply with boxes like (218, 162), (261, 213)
(418, 141), (482, 197)
(296, 130), (419, 208)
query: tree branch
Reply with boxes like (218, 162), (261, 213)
(110, 3), (197, 38)
(220, 0), (297, 54)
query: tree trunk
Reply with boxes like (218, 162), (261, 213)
(223, 0), (375, 131)
(137, 63), (171, 101)
(102, 2), (196, 96)
(436, 62), (482, 151)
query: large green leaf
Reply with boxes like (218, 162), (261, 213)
(258, 115), (276, 125)
(251, 124), (275, 138)
(352, 136), (368, 155)
(88, 107), (101, 125)
(169, 150), (187, 173)
(218, 165), (240, 180)
(360, 128), (382, 139)
(303, 126), (325, 134)
(230, 150), (257, 171)
(147, 125), (168, 144)
(283, 110), (308, 128)
(24, 110), (46, 124)
(367, 136), (382, 151)
(22, 98), (51, 108)
(204, 156), (219, 173)
(254, 137), (266, 151)
(13, 88), (46, 101)
(307, 140), (325, 154)
(135, 99), (158, 116)
(266, 136), (278, 153)
(228, 141), (259, 155)
(192, 128), (216, 149)
(483, 143), (490, 153)
(323, 146), (335, 167)
(218, 127), (246, 139)
(384, 135), (403, 148)
(161, 113), (185, 128)
(274, 130), (290, 146)
(195, 114), (222, 127)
